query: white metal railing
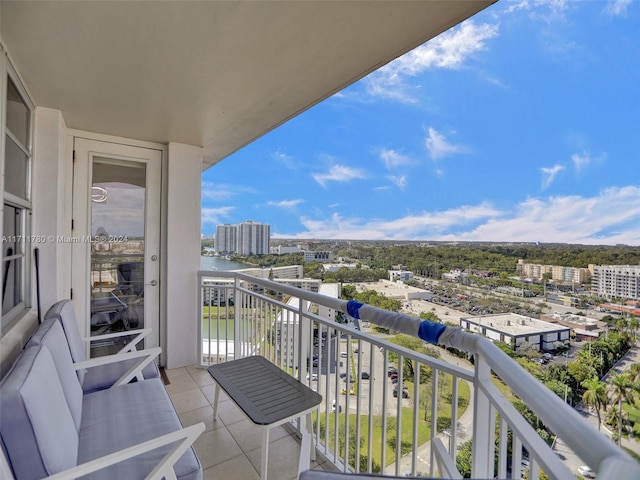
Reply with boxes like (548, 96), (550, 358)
(198, 270), (640, 479)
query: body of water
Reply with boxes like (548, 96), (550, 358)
(200, 255), (252, 271)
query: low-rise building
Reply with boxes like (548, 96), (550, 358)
(442, 269), (469, 283)
(304, 251), (334, 262)
(542, 312), (605, 342)
(389, 270), (413, 282)
(459, 313), (570, 351)
(323, 263), (358, 272)
(353, 280), (433, 301)
(516, 259), (591, 284)
(271, 245), (302, 255)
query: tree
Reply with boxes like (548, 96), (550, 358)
(629, 316), (639, 342)
(609, 372), (635, 445)
(626, 362), (640, 386)
(516, 341), (541, 360)
(419, 311), (441, 323)
(455, 439), (473, 478)
(581, 377), (608, 431)
(568, 360), (596, 387)
(494, 341), (516, 357)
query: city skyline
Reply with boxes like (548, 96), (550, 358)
(202, 0), (640, 246)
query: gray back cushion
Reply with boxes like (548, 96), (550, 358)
(0, 345), (79, 479)
(45, 299), (87, 384)
(26, 318), (84, 430)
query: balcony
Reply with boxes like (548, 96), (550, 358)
(190, 270), (640, 479)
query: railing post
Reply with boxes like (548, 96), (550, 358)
(471, 353), (493, 479)
(234, 276), (242, 359)
(197, 273), (203, 366)
(298, 299), (309, 382)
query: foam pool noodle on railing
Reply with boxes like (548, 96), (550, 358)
(345, 299), (447, 344)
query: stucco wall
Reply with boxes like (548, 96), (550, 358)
(165, 142), (203, 368)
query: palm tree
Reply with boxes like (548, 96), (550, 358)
(581, 377), (608, 431)
(629, 316), (639, 342)
(609, 372), (635, 445)
(626, 363), (640, 385)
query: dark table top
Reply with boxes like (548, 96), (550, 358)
(207, 355), (323, 425)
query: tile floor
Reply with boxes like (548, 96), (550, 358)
(164, 364), (331, 480)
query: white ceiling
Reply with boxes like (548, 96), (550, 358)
(1, 1), (494, 169)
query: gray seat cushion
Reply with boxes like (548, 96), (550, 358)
(0, 345), (79, 480)
(79, 378), (201, 480)
(45, 299), (88, 384)
(45, 299), (159, 392)
(25, 317), (84, 430)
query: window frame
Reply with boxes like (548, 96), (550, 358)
(1, 53), (34, 329)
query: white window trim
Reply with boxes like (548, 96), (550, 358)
(1, 50), (35, 330)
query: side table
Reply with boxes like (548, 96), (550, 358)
(207, 356), (322, 480)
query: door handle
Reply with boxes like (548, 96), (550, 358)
(148, 280), (158, 287)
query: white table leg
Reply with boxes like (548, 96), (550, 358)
(298, 413), (316, 476)
(212, 383), (220, 420)
(261, 428), (270, 480)
(307, 412), (316, 462)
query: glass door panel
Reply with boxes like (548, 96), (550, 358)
(90, 160), (146, 353)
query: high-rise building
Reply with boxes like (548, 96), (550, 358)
(592, 264), (640, 300)
(237, 220), (270, 255)
(214, 224), (237, 254)
(215, 220), (270, 255)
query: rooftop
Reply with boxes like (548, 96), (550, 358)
(462, 313), (569, 335)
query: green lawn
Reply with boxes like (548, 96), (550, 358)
(202, 306), (234, 339)
(314, 379), (471, 470)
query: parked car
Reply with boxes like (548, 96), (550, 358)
(361, 371), (370, 380)
(340, 351), (348, 358)
(578, 465), (596, 478)
(331, 400), (342, 413)
(306, 373), (318, 381)
(393, 388), (409, 399)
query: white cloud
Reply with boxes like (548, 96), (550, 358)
(364, 20), (499, 102)
(379, 149), (412, 169)
(312, 164), (367, 187)
(447, 187), (640, 245)
(202, 182), (257, 201)
(201, 206), (235, 225)
(425, 128), (465, 161)
(291, 203), (502, 240)
(266, 199), (304, 209)
(501, 0), (570, 23)
(540, 164), (565, 189)
(571, 151), (591, 173)
(604, 0), (632, 16)
(272, 149), (295, 169)
(92, 184), (145, 236)
(388, 175), (407, 190)
(282, 186), (640, 245)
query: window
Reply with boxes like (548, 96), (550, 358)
(1, 62), (33, 327)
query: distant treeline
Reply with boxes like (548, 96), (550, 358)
(205, 241), (640, 280)
(336, 243), (640, 277)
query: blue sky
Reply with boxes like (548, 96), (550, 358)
(202, 0), (640, 245)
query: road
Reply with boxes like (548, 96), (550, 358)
(552, 342), (640, 477)
(384, 346), (475, 477)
